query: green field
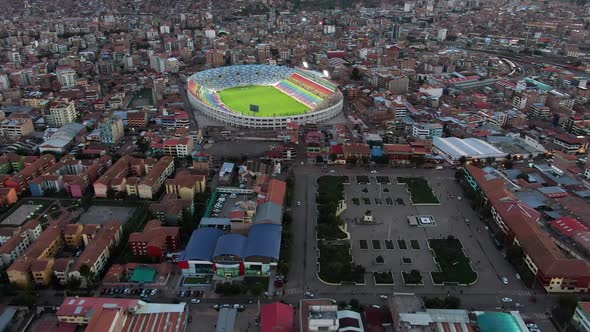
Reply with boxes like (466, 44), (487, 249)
(218, 85), (310, 117)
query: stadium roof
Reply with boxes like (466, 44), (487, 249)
(181, 228), (224, 261)
(244, 224), (282, 259)
(213, 234), (247, 258)
(433, 137), (507, 160)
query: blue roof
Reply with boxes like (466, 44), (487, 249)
(477, 312), (524, 332)
(200, 217), (231, 226)
(213, 234), (247, 258)
(254, 202), (283, 224)
(181, 228), (224, 261)
(371, 147), (384, 157)
(244, 224), (282, 259)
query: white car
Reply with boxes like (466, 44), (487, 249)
(515, 303), (524, 308)
(370, 170), (378, 174)
(304, 292), (315, 298)
(379, 295), (388, 300)
(297, 201), (301, 206)
(501, 297), (513, 303)
(515, 274), (521, 280)
(191, 299), (200, 304)
(329, 170), (335, 173)
(502, 277), (508, 285)
(150, 289), (158, 296)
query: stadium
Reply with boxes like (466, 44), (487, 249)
(187, 65), (343, 129)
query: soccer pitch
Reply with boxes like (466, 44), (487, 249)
(218, 85), (310, 117)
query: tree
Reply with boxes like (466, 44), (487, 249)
(67, 277), (82, 291)
(504, 159), (514, 169)
(485, 157), (495, 165)
(458, 156), (467, 165)
(412, 155), (425, 167)
(553, 295), (578, 327)
(330, 153), (337, 162)
(78, 264), (94, 289)
(316, 155), (324, 164)
(350, 67), (362, 81)
(375, 255), (384, 264)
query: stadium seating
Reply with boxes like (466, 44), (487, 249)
(188, 64), (339, 116)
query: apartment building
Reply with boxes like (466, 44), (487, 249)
(128, 219), (179, 260)
(137, 156), (174, 199)
(165, 171), (206, 201)
(99, 115), (124, 145)
(44, 98), (78, 128)
(163, 137), (194, 158)
(0, 118), (34, 140)
(69, 221), (123, 282)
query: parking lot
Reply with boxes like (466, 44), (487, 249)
(338, 172), (519, 292)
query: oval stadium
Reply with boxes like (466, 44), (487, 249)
(187, 65), (343, 129)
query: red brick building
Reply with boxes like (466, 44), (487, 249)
(128, 220), (179, 260)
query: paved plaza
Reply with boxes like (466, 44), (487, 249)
(78, 205), (137, 225)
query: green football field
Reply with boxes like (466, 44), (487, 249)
(217, 85), (310, 117)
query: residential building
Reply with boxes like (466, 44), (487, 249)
(127, 111), (148, 128)
(128, 219), (179, 260)
(56, 66), (77, 88)
(0, 154), (57, 193)
(6, 220), (64, 287)
(137, 156), (174, 199)
(0, 188), (17, 206)
(464, 165), (590, 293)
(411, 123), (443, 139)
(572, 302), (590, 332)
(44, 98), (78, 128)
(56, 297), (188, 332)
(161, 110), (190, 129)
(99, 115), (124, 145)
(0, 118), (34, 140)
(163, 137), (194, 158)
(0, 220), (42, 267)
(529, 103), (551, 120)
(149, 194), (194, 225)
(165, 171), (206, 201)
(69, 221), (123, 281)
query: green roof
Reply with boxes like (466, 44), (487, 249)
(477, 312), (524, 332)
(130, 266), (157, 283)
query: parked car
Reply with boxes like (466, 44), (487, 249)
(150, 289), (158, 296)
(515, 274), (521, 280)
(304, 292), (315, 298)
(177, 291), (184, 297)
(515, 303), (524, 308)
(379, 295), (388, 300)
(502, 297), (513, 303)
(191, 299), (201, 304)
(502, 277), (508, 285)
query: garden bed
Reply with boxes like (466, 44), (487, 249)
(373, 272), (394, 285)
(318, 241), (365, 284)
(362, 198), (371, 205)
(410, 240), (420, 249)
(398, 239), (408, 249)
(352, 198), (360, 205)
(385, 240), (395, 249)
(376, 176), (390, 184)
(396, 177), (439, 204)
(359, 240), (368, 250)
(402, 270), (424, 285)
(356, 176), (370, 184)
(316, 176), (348, 240)
(429, 238), (478, 285)
(372, 240), (381, 249)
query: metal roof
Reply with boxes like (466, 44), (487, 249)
(477, 312), (524, 332)
(181, 228), (224, 261)
(244, 224), (282, 259)
(213, 234), (247, 258)
(433, 137), (507, 159)
(200, 217), (231, 226)
(254, 202), (283, 224)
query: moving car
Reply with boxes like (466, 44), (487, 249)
(502, 297), (513, 303)
(379, 295), (388, 300)
(502, 277), (508, 285)
(191, 299), (201, 304)
(304, 292), (315, 298)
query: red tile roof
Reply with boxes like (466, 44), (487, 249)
(261, 302), (294, 332)
(551, 217), (589, 238)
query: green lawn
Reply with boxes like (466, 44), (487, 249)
(396, 177), (439, 204)
(429, 238), (478, 285)
(218, 85), (309, 117)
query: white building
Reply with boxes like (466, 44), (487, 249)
(433, 137), (508, 164)
(45, 98), (78, 128)
(437, 29), (447, 41)
(57, 67), (77, 88)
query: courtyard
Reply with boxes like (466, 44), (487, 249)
(331, 172), (500, 290)
(78, 205), (137, 225)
